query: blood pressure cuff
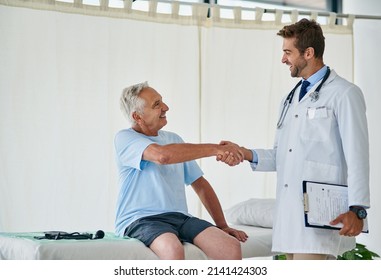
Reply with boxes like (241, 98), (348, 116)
(34, 230), (104, 240)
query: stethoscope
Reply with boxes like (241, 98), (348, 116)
(276, 67), (331, 129)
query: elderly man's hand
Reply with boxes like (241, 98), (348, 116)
(216, 141), (244, 166)
(220, 226), (249, 242)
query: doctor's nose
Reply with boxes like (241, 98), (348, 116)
(281, 55), (288, 64)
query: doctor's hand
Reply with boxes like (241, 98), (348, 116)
(220, 226), (249, 243)
(217, 141), (253, 165)
(216, 141), (244, 166)
(330, 211), (364, 237)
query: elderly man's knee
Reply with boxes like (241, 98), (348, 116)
(164, 241), (185, 258)
(150, 232), (185, 259)
(225, 237), (242, 259)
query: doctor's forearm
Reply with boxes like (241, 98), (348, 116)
(240, 147), (253, 162)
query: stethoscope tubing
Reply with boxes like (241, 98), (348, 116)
(276, 67), (331, 129)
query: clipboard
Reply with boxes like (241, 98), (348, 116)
(303, 180), (368, 233)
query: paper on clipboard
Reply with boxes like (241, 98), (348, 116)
(303, 181), (368, 233)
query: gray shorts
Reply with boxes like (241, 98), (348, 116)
(124, 212), (214, 246)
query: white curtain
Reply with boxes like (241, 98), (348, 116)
(0, 0), (355, 234)
(0, 0), (202, 232)
(342, 0), (381, 258)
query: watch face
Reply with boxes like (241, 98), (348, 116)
(358, 209), (367, 219)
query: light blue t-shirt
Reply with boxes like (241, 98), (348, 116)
(114, 128), (204, 237)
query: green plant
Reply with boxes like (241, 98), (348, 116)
(337, 243), (380, 260)
(273, 254), (287, 260)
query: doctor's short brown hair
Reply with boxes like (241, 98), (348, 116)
(277, 18), (325, 59)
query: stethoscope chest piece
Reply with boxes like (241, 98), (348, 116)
(309, 91), (319, 102)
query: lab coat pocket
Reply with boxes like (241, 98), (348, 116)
(301, 107), (333, 142)
(303, 160), (341, 183)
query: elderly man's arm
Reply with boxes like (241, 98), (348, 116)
(143, 142), (243, 165)
(191, 176), (248, 242)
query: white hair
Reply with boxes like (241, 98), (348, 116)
(120, 81), (149, 124)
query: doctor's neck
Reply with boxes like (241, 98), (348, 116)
(301, 60), (325, 80)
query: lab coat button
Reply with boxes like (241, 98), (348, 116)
(284, 184), (288, 188)
(289, 148), (292, 152)
(295, 114), (298, 118)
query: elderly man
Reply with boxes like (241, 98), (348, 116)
(114, 82), (247, 260)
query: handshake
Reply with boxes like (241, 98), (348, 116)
(216, 141), (252, 166)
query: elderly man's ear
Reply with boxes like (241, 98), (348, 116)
(132, 111), (142, 123)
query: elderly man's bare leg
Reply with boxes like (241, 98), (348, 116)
(149, 232), (185, 260)
(194, 227), (242, 260)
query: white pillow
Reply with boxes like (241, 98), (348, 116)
(224, 198), (276, 228)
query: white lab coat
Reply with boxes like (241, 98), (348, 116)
(252, 69), (370, 255)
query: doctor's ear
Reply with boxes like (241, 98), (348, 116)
(303, 47), (315, 59)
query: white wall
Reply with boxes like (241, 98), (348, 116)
(343, 0), (381, 257)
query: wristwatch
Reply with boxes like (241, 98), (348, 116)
(349, 206), (367, 220)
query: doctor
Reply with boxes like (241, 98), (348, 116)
(220, 18), (370, 260)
